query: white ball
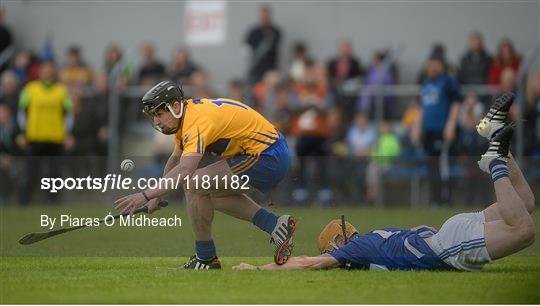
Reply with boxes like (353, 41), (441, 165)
(120, 159), (135, 172)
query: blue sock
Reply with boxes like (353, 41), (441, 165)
(489, 159), (509, 182)
(195, 240), (216, 260)
(252, 208), (278, 235)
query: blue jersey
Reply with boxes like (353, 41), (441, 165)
(329, 227), (452, 271)
(421, 74), (460, 132)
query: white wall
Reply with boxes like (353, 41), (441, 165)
(5, 1), (540, 91)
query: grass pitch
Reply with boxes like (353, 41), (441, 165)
(1, 205), (539, 304)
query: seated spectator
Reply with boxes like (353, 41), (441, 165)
(0, 70), (20, 114)
(103, 43), (131, 90)
(458, 31), (492, 85)
(137, 42), (166, 86)
(289, 42), (309, 82)
(13, 51), (40, 85)
(346, 112), (376, 202)
(266, 81), (294, 134)
(327, 39), (363, 84)
(418, 43), (457, 84)
(457, 92), (488, 206)
(357, 51), (396, 119)
(170, 47), (199, 85)
(488, 38), (521, 86)
(347, 112), (377, 159)
(400, 97), (422, 154)
(289, 78), (331, 206)
(500, 67), (517, 93)
(458, 92), (486, 156)
(401, 97), (421, 132)
(60, 46), (93, 91)
(252, 70), (282, 113)
(366, 120), (400, 204)
(492, 68), (518, 117)
(189, 69), (217, 99)
(524, 72), (540, 155)
(293, 60), (329, 108)
(327, 107), (347, 157)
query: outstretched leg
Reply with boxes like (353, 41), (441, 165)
(479, 127), (536, 259)
(484, 154), (536, 222)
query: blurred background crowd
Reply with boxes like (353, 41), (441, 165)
(1, 3), (539, 207)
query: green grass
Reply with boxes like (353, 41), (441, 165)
(1, 206), (539, 304)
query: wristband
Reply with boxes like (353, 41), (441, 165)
(141, 191), (150, 202)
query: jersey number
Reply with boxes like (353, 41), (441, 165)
(193, 98), (248, 110)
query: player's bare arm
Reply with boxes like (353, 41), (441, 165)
(233, 255), (339, 271)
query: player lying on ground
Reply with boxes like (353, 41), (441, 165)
(114, 81), (296, 269)
(234, 93), (536, 272)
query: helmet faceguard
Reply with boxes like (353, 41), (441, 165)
(141, 81), (185, 135)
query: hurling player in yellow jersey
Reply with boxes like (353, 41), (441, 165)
(115, 81), (296, 269)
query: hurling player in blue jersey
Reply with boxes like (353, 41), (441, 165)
(234, 93), (535, 272)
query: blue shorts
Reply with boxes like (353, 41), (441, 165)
(226, 134), (290, 192)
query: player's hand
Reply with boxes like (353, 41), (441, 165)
(146, 198), (162, 214)
(114, 192), (148, 216)
(232, 263), (258, 271)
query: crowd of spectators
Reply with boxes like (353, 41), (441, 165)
(1, 5), (539, 207)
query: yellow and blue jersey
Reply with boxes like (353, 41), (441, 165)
(175, 98), (279, 157)
(175, 98), (290, 191)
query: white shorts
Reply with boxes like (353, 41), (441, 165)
(428, 212), (493, 272)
